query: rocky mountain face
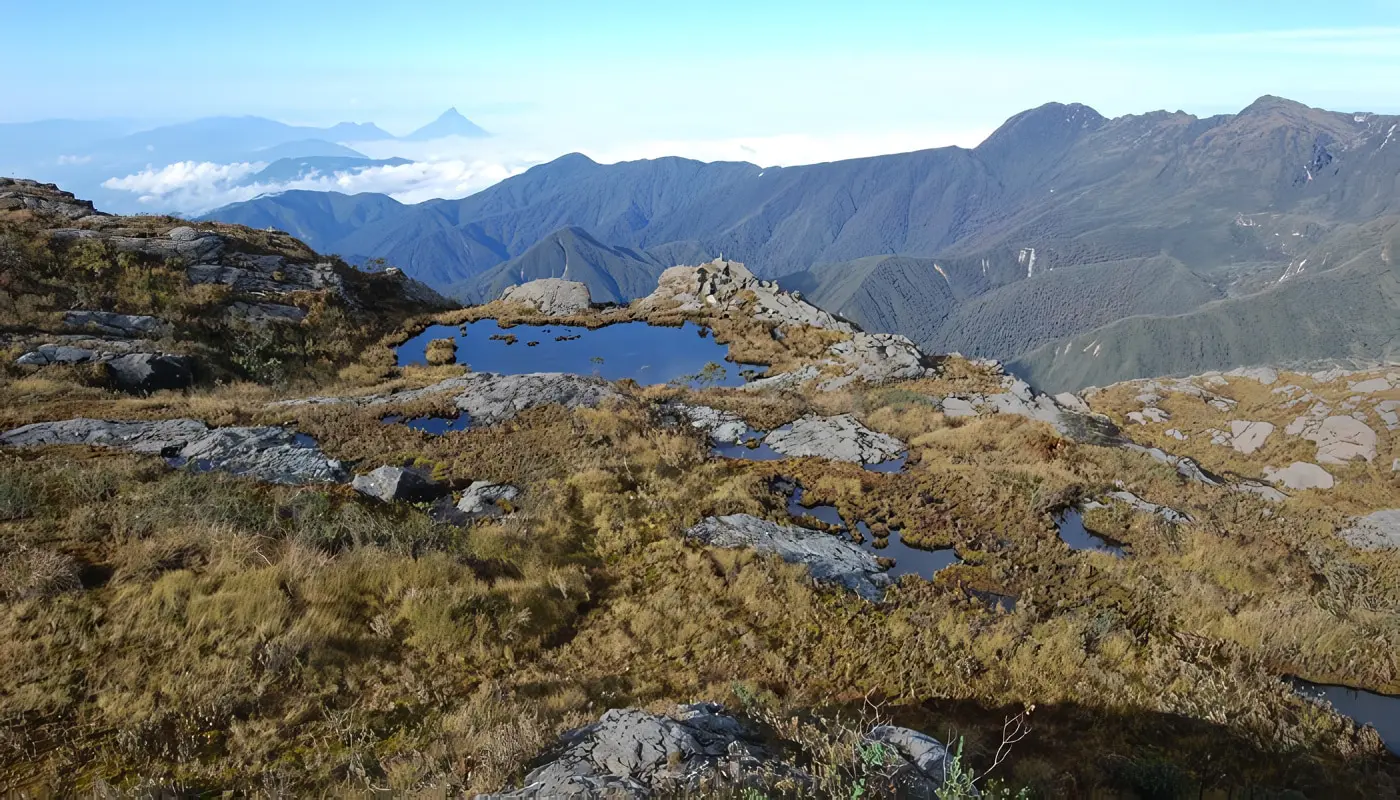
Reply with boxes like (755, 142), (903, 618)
(204, 97), (1400, 388)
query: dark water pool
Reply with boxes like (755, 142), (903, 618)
(382, 412), (471, 435)
(1292, 679), (1400, 756)
(783, 484), (958, 580)
(1056, 509), (1126, 557)
(856, 522), (961, 579)
(396, 320), (766, 388)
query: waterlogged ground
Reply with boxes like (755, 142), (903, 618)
(1293, 680), (1400, 756)
(396, 320), (766, 387)
(786, 484), (961, 580)
(1056, 508), (1127, 557)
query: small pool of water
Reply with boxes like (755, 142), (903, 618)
(396, 320), (766, 388)
(856, 522), (961, 580)
(1056, 509), (1126, 557)
(1292, 679), (1400, 756)
(382, 412), (471, 435)
(783, 484), (958, 580)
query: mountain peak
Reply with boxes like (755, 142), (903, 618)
(1239, 95), (1313, 117)
(403, 108), (490, 141)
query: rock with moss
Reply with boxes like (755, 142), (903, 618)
(1338, 509), (1400, 551)
(686, 514), (892, 601)
(62, 310), (172, 338)
(764, 414), (905, 465)
(456, 481), (521, 519)
(479, 703), (810, 799)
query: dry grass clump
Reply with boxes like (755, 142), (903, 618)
(423, 336), (458, 366)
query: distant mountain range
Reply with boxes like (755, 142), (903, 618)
(202, 96), (1400, 390)
(0, 109), (487, 214)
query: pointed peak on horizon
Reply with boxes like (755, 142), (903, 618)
(403, 107), (489, 141)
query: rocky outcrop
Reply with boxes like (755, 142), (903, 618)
(764, 415), (905, 465)
(740, 365), (820, 392)
(642, 259), (851, 331)
(1338, 509), (1400, 550)
(1264, 462), (1335, 491)
(1086, 490), (1191, 524)
(666, 404), (748, 444)
(456, 481), (521, 519)
(821, 332), (934, 388)
(225, 301), (307, 326)
(0, 178), (103, 219)
(1296, 416), (1378, 464)
(685, 514), (892, 601)
(482, 703), (960, 799)
(480, 703), (810, 799)
(352, 466), (447, 503)
(0, 419), (346, 484)
(501, 278), (593, 316)
(105, 353), (194, 393)
(1218, 420), (1275, 454)
(62, 310), (171, 338)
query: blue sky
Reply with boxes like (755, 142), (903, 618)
(7, 0), (1400, 139)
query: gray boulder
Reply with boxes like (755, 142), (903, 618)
(685, 514), (893, 601)
(822, 332), (934, 388)
(864, 725), (965, 798)
(764, 414), (905, 465)
(1264, 462), (1335, 491)
(667, 403), (748, 444)
(105, 353), (194, 393)
(62, 310), (171, 338)
(352, 466), (447, 503)
(501, 278), (593, 316)
(442, 372), (624, 427)
(0, 418), (346, 485)
(1338, 509), (1400, 551)
(15, 344), (102, 366)
(479, 703), (808, 799)
(456, 481), (521, 519)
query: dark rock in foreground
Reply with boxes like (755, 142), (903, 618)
(105, 353), (195, 393)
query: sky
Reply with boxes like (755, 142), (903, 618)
(7, 0), (1400, 211)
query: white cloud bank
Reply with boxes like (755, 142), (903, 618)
(102, 128), (992, 215)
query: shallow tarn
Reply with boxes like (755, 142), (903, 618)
(785, 484), (961, 580)
(382, 412), (471, 435)
(396, 319), (766, 387)
(1292, 679), (1400, 756)
(1056, 508), (1126, 557)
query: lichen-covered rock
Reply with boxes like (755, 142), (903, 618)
(685, 514), (892, 601)
(1226, 366), (1279, 385)
(105, 353), (194, 393)
(225, 301), (308, 326)
(0, 418), (346, 485)
(501, 278), (593, 316)
(15, 344), (105, 366)
(667, 403), (749, 444)
(764, 414), (905, 465)
(456, 481), (521, 519)
(1338, 509), (1400, 551)
(0, 178), (103, 219)
(1264, 462), (1335, 491)
(642, 259), (852, 331)
(0, 418), (209, 454)
(863, 725), (965, 799)
(479, 703), (809, 799)
(62, 310), (171, 338)
(1227, 420), (1275, 455)
(1298, 416), (1378, 464)
(740, 365), (819, 392)
(822, 332), (934, 387)
(352, 465), (446, 503)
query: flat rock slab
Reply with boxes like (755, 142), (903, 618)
(1265, 462), (1335, 491)
(1302, 416), (1378, 464)
(763, 414), (905, 465)
(63, 310), (171, 338)
(1229, 420), (1275, 454)
(685, 514), (892, 601)
(501, 278), (593, 315)
(225, 301), (308, 326)
(0, 418), (345, 485)
(668, 403), (748, 444)
(1086, 490), (1191, 524)
(456, 480), (521, 519)
(1338, 509), (1400, 551)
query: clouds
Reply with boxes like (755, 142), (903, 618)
(98, 127), (995, 216)
(101, 156), (533, 214)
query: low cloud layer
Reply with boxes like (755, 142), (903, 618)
(101, 128), (990, 216)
